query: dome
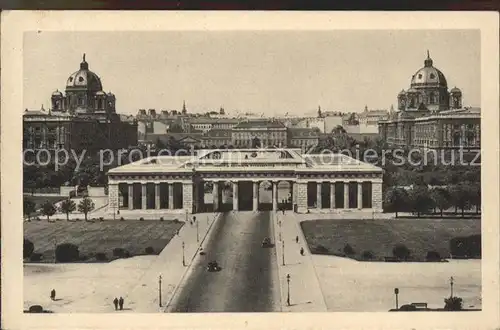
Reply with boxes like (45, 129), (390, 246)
(410, 51), (447, 88)
(450, 87), (462, 94)
(95, 91), (106, 96)
(66, 54), (103, 91)
(52, 89), (63, 97)
(398, 89), (406, 96)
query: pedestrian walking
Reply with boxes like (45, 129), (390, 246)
(193, 216), (196, 222)
(113, 297), (118, 310)
(118, 296), (124, 310)
(295, 236), (299, 243)
(300, 247), (304, 256)
(282, 208), (285, 215)
(50, 289), (56, 301)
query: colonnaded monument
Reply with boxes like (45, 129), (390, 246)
(107, 148), (383, 217)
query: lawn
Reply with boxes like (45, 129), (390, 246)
(24, 220), (184, 263)
(301, 218), (481, 261)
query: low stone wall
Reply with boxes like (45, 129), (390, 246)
(87, 186), (106, 197)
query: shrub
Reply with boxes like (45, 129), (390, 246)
(30, 253), (43, 262)
(95, 252), (107, 261)
(444, 296), (463, 311)
(392, 244), (411, 261)
(450, 235), (481, 258)
(55, 243), (80, 262)
(310, 244), (329, 255)
(145, 246), (154, 254)
(24, 238), (34, 259)
(139, 217), (144, 221)
(99, 217), (104, 222)
(426, 250), (441, 262)
(399, 304), (417, 311)
(113, 247), (130, 258)
(120, 217), (125, 221)
(173, 218), (180, 223)
(28, 305), (44, 313)
(343, 243), (355, 256)
(361, 250), (375, 260)
(160, 217), (164, 221)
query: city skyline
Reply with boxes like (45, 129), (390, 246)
(24, 30), (480, 116)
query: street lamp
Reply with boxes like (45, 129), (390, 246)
(394, 288), (399, 310)
(196, 219), (199, 243)
(286, 274), (291, 306)
(450, 276), (454, 298)
(282, 239), (285, 266)
(182, 241), (186, 266)
(158, 275), (162, 307)
(53, 238), (57, 264)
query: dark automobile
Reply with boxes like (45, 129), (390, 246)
(261, 237), (273, 248)
(207, 260), (221, 272)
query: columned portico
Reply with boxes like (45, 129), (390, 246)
(107, 149), (384, 217)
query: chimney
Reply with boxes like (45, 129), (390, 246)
(138, 109), (146, 116)
(148, 109), (157, 117)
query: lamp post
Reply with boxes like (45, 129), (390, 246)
(394, 288), (399, 310)
(450, 276), (454, 298)
(182, 241), (186, 266)
(282, 239), (285, 266)
(286, 274), (291, 306)
(196, 219), (199, 243)
(53, 238), (57, 264)
(158, 275), (162, 307)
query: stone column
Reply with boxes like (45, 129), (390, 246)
(372, 180), (383, 212)
(296, 182), (308, 213)
(272, 181), (278, 211)
(357, 182), (363, 209)
(182, 183), (193, 213)
(213, 181), (219, 211)
(168, 183), (174, 210)
(128, 184), (134, 210)
(141, 183), (147, 210)
(233, 181), (239, 211)
(108, 183), (119, 211)
(253, 181), (259, 211)
(343, 182), (349, 209)
(155, 183), (161, 210)
(316, 182), (322, 209)
(330, 182), (335, 209)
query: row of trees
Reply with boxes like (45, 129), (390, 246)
(384, 183), (481, 217)
(24, 197), (96, 221)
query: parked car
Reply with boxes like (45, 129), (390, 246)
(207, 260), (221, 272)
(262, 237), (273, 248)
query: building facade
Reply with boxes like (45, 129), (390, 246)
(23, 55), (138, 152)
(378, 52), (480, 151)
(107, 148), (384, 218)
(232, 119), (288, 148)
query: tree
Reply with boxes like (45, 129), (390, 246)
(392, 244), (411, 261)
(24, 238), (34, 259)
(408, 185), (433, 217)
(59, 199), (76, 221)
(450, 184), (472, 217)
(40, 201), (56, 221)
(55, 243), (80, 262)
(78, 197), (95, 221)
(23, 199), (36, 221)
(430, 187), (452, 216)
(468, 183), (481, 214)
(383, 187), (410, 217)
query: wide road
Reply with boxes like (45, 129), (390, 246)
(167, 210), (280, 312)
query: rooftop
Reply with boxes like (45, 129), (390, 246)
(108, 148), (383, 175)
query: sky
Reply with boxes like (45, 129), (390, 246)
(24, 30), (480, 116)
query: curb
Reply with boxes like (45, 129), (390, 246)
(162, 212), (220, 312)
(271, 211), (285, 312)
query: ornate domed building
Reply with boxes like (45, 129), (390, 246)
(379, 51), (480, 154)
(23, 54), (137, 152)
